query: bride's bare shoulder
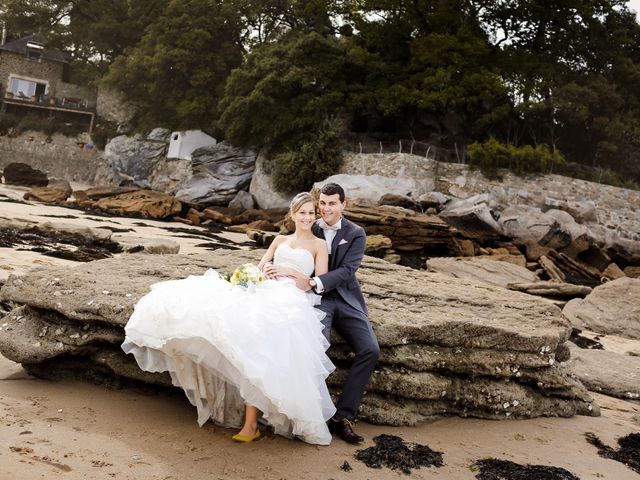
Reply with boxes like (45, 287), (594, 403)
(313, 237), (328, 252)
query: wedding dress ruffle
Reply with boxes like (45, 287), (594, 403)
(122, 245), (335, 445)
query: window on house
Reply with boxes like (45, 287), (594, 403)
(27, 50), (42, 61)
(8, 78), (47, 99)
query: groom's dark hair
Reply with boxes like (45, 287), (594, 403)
(320, 182), (345, 202)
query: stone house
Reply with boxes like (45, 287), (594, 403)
(0, 33), (97, 131)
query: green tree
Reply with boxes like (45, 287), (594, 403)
(218, 30), (352, 150)
(104, 0), (245, 131)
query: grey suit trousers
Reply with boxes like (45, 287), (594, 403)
(317, 291), (380, 421)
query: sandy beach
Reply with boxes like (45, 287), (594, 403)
(1, 186), (639, 479)
(2, 352), (639, 479)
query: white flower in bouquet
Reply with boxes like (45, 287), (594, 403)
(229, 263), (264, 288)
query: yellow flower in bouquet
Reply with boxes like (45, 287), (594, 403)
(229, 263), (264, 288)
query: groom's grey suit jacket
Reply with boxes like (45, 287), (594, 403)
(312, 217), (368, 316)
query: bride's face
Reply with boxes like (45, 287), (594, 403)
(293, 201), (316, 232)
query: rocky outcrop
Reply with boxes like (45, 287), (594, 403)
(173, 142), (256, 207)
(87, 190), (182, 220)
(426, 257), (537, 288)
(248, 150), (291, 209)
(315, 174), (433, 206)
(344, 204), (462, 253)
(439, 204), (502, 242)
(104, 132), (169, 186)
(24, 179), (72, 203)
(0, 251), (598, 425)
(562, 277), (640, 339)
(3, 162), (48, 187)
(567, 343), (640, 400)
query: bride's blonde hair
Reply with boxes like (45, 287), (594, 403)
(289, 192), (314, 215)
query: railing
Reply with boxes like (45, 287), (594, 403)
(344, 139), (464, 164)
(3, 92), (95, 111)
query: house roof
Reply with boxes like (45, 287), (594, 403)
(0, 33), (71, 64)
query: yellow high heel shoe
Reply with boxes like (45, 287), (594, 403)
(232, 429), (261, 443)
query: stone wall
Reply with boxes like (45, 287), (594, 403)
(0, 131), (107, 184)
(340, 153), (640, 241)
(0, 51), (64, 97)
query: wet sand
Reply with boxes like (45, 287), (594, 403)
(1, 354), (639, 479)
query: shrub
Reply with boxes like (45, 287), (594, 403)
(15, 114), (57, 135)
(272, 117), (345, 194)
(467, 139), (565, 177)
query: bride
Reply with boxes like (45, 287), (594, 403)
(121, 192), (336, 445)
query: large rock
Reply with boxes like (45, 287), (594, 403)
(567, 343), (640, 400)
(315, 174), (433, 206)
(227, 190), (255, 213)
(562, 277), (640, 339)
(248, 150), (291, 209)
(499, 205), (571, 250)
(0, 252), (598, 425)
(174, 142), (256, 207)
(439, 204), (502, 242)
(344, 204), (462, 253)
(3, 162), (48, 186)
(93, 190), (182, 219)
(23, 179), (72, 203)
(426, 257), (538, 288)
(104, 134), (168, 186)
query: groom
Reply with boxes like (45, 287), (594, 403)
(300, 182), (379, 444)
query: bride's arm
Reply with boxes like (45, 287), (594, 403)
(258, 236), (285, 272)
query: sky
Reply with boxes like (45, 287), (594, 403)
(628, 0), (640, 18)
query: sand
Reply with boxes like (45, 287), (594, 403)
(1, 185), (639, 479)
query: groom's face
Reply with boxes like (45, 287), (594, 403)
(318, 193), (345, 226)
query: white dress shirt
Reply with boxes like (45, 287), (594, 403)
(313, 218), (342, 293)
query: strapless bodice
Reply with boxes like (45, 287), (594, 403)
(273, 244), (315, 277)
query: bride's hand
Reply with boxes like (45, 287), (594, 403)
(266, 265), (297, 278)
(262, 262), (281, 280)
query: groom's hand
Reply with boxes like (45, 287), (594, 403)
(296, 277), (313, 291)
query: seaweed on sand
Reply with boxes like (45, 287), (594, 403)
(355, 434), (443, 474)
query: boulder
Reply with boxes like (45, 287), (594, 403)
(567, 343), (640, 400)
(365, 235), (393, 254)
(600, 263), (625, 282)
(544, 198), (598, 223)
(93, 190), (182, 219)
(507, 282), (592, 299)
(378, 193), (419, 210)
(562, 277), (640, 339)
(146, 128), (171, 142)
(248, 150), (291, 209)
(344, 204), (461, 253)
(174, 142), (256, 207)
(77, 186), (139, 201)
(23, 179), (72, 203)
(624, 266), (640, 278)
(3, 162), (48, 187)
(418, 192), (449, 210)
(227, 190), (255, 213)
(499, 205), (571, 250)
(104, 134), (168, 186)
(426, 257), (538, 288)
(315, 174), (431, 206)
(0, 251), (597, 425)
(540, 250), (601, 286)
(439, 204), (502, 242)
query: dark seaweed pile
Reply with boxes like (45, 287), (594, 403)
(355, 434), (443, 474)
(0, 226), (121, 261)
(570, 329), (604, 349)
(586, 432), (640, 474)
(473, 459), (580, 480)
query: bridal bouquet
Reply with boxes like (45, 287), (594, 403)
(228, 263), (264, 288)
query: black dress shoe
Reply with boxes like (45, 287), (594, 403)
(328, 418), (364, 444)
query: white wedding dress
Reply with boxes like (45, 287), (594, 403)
(122, 244), (336, 445)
